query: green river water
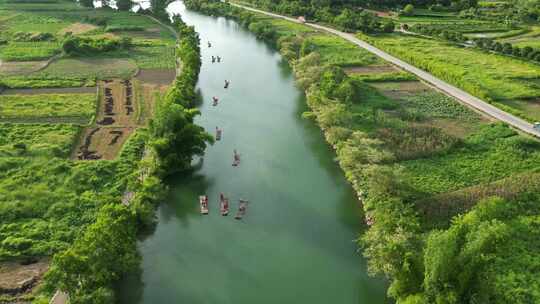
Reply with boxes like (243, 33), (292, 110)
(118, 2), (387, 303)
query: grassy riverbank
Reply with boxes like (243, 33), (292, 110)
(185, 1), (540, 303)
(0, 1), (211, 303)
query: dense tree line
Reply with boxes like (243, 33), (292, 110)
(409, 24), (466, 42)
(149, 15), (213, 176)
(242, 0), (476, 10)
(410, 23), (540, 63)
(474, 37), (540, 62)
(241, 0), (396, 33)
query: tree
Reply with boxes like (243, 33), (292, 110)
(116, 0), (133, 11)
(403, 4), (415, 16)
(502, 42), (513, 54)
(521, 46), (533, 58)
(149, 99), (213, 175)
(493, 42), (503, 52)
(512, 46), (522, 57)
(44, 204), (139, 304)
(334, 8), (357, 31)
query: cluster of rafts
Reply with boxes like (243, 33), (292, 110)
(199, 41), (249, 220)
(199, 194), (248, 220)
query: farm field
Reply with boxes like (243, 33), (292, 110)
(0, 93), (96, 122)
(357, 32), (540, 122)
(0, 123), (80, 157)
(0, 0), (179, 302)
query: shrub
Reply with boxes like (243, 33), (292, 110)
(62, 36), (132, 55)
(403, 4), (415, 16)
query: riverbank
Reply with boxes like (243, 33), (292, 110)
(185, 1), (540, 303)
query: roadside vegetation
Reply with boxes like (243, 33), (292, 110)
(187, 1), (540, 303)
(357, 33), (540, 122)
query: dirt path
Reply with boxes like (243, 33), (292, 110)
(232, 3), (540, 138)
(49, 290), (69, 304)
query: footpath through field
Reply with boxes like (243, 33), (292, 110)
(231, 3), (540, 138)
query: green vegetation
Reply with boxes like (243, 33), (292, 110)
(0, 76), (96, 89)
(0, 123), (79, 157)
(150, 15), (213, 176)
(240, 0), (397, 33)
(186, 2), (540, 303)
(0, 41), (61, 61)
(0, 93), (96, 122)
(302, 34), (382, 67)
(358, 33), (540, 122)
(0, 1), (210, 303)
(62, 35), (132, 55)
(34, 58), (138, 79)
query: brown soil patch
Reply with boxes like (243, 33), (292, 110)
(344, 65), (399, 75)
(0, 60), (49, 76)
(73, 126), (134, 160)
(0, 259), (48, 296)
(2, 87), (96, 95)
(371, 81), (430, 99)
(74, 75), (170, 161)
(135, 68), (176, 85)
(95, 79), (137, 127)
(58, 23), (98, 36)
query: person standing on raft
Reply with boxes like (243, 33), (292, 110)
(224, 80), (230, 89)
(232, 149), (240, 166)
(215, 127), (222, 140)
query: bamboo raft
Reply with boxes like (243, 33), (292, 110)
(232, 151), (240, 167)
(235, 200), (248, 220)
(220, 196), (229, 216)
(199, 195), (209, 215)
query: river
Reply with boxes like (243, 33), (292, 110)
(118, 2), (387, 303)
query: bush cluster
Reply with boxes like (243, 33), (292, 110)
(61, 36), (132, 55)
(474, 37), (540, 62)
(410, 24), (466, 42)
(12, 31), (55, 42)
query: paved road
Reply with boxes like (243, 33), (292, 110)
(232, 3), (540, 138)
